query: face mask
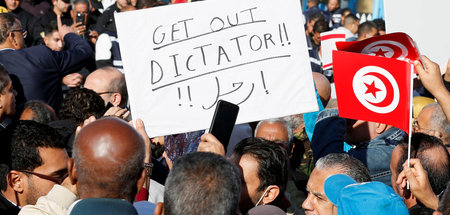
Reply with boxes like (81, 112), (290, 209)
(255, 186), (271, 207)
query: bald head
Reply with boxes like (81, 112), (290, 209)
(84, 67), (128, 107)
(72, 117), (145, 201)
(312, 72), (331, 107)
(416, 103), (450, 144)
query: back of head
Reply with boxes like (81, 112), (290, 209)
(372, 19), (385, 33)
(312, 72), (331, 107)
(313, 19), (329, 34)
(343, 13), (359, 27)
(59, 88), (106, 125)
(315, 153), (371, 182)
(309, 12), (325, 23)
(164, 152), (241, 215)
(0, 120), (64, 190)
(0, 13), (17, 45)
(397, 133), (450, 195)
(20, 100), (57, 124)
(232, 138), (288, 194)
(0, 63), (10, 92)
(357, 21), (377, 37)
(427, 103), (450, 144)
(73, 117), (145, 202)
(413, 97), (436, 118)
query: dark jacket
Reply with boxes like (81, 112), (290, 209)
(0, 33), (93, 113)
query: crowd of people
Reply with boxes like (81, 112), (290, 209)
(0, 0), (449, 214)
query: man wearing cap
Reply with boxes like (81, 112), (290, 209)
(302, 153), (371, 215)
(324, 174), (408, 215)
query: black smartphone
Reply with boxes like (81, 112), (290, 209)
(76, 13), (86, 25)
(209, 100), (239, 150)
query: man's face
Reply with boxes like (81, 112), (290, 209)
(5, 0), (20, 11)
(351, 21), (360, 34)
(302, 168), (340, 215)
(231, 154), (263, 214)
(312, 31), (321, 46)
(0, 77), (17, 118)
(23, 147), (69, 205)
(414, 107), (433, 134)
(327, 0), (339, 12)
(84, 75), (110, 106)
(307, 19), (317, 35)
(116, 0), (129, 9)
(390, 146), (402, 195)
(71, 3), (89, 23)
(255, 122), (289, 144)
(54, 0), (70, 13)
(44, 31), (63, 51)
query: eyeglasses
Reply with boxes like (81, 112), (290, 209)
(96, 91), (116, 95)
(18, 170), (68, 184)
(11, 29), (27, 39)
(412, 118), (434, 133)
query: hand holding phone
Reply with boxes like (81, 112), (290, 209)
(209, 100), (239, 150)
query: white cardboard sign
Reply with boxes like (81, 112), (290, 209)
(321, 31), (346, 70)
(115, 0), (318, 137)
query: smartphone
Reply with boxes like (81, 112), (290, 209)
(76, 13), (86, 25)
(209, 100), (239, 150)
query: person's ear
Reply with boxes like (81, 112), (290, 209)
(375, 123), (388, 134)
(261, 185), (280, 205)
(136, 168), (146, 192)
(68, 158), (78, 185)
(110, 93), (122, 107)
(154, 202), (164, 215)
(8, 32), (18, 48)
(7, 170), (25, 193)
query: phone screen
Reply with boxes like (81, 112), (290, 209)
(209, 100), (239, 150)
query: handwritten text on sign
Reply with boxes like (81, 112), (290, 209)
(115, 0), (318, 137)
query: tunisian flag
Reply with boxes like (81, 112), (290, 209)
(333, 50), (413, 133)
(336, 32), (420, 65)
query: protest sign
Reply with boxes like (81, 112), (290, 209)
(115, 0), (318, 137)
(320, 31), (346, 70)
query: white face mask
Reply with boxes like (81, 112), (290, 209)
(255, 186), (271, 207)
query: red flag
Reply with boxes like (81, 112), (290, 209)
(336, 32), (420, 65)
(333, 50), (412, 133)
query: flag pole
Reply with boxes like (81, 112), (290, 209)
(407, 65), (414, 189)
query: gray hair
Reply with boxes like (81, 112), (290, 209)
(255, 118), (293, 144)
(315, 153), (371, 183)
(427, 103), (450, 144)
(164, 152), (241, 215)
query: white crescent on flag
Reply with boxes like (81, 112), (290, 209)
(352, 66), (400, 114)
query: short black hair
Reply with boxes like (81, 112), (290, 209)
(309, 12), (325, 23)
(232, 138), (288, 194)
(357, 21), (377, 36)
(0, 64), (10, 93)
(313, 19), (329, 34)
(372, 19), (385, 32)
(0, 13), (17, 45)
(58, 88), (106, 125)
(397, 133), (450, 195)
(43, 21), (58, 37)
(164, 152), (241, 215)
(343, 13), (359, 26)
(136, 0), (167, 9)
(22, 100), (57, 124)
(340, 8), (352, 17)
(1, 121), (65, 191)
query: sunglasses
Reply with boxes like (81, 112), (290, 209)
(18, 170), (68, 184)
